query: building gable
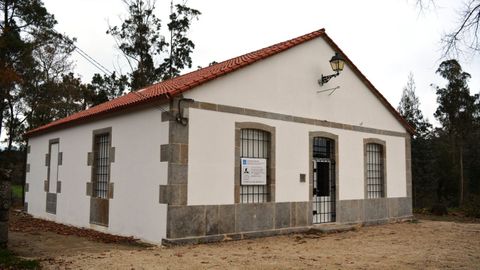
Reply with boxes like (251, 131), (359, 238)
(185, 36), (408, 133)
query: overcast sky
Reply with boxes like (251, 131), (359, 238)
(42, 0), (480, 126)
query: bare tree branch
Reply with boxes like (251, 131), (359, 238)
(416, 0), (480, 59)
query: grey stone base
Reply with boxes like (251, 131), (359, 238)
(164, 197), (412, 244)
(162, 215), (414, 246)
(167, 202), (310, 239)
(46, 192), (57, 214)
(337, 197), (412, 223)
(163, 226), (310, 246)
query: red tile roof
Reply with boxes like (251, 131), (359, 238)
(25, 28), (414, 138)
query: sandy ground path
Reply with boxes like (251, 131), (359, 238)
(8, 218), (480, 269)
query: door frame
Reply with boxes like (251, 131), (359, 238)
(308, 131), (339, 224)
(89, 127), (113, 227)
(46, 138), (60, 214)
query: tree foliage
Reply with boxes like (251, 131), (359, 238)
(0, 1), (106, 148)
(0, 0), (57, 138)
(88, 72), (129, 106)
(397, 73), (435, 208)
(397, 73), (432, 138)
(108, 0), (200, 90)
(433, 59), (477, 206)
(160, 3), (200, 80)
(399, 63), (479, 210)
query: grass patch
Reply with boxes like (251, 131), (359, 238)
(11, 185), (23, 200)
(0, 249), (40, 269)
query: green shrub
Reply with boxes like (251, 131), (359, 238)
(11, 184), (23, 200)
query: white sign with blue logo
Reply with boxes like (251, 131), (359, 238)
(241, 158), (267, 185)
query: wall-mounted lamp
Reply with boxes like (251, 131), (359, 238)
(318, 52), (345, 86)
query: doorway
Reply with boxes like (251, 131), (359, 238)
(312, 137), (336, 224)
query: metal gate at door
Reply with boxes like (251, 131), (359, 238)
(312, 137), (336, 224)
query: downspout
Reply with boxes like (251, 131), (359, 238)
(176, 98), (194, 126)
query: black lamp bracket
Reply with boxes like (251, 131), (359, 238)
(318, 71), (340, 86)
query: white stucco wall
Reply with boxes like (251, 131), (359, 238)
(184, 37), (406, 133)
(187, 108), (407, 205)
(184, 35), (409, 205)
(25, 106), (169, 244)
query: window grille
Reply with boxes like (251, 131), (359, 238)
(313, 137), (334, 159)
(240, 129), (270, 203)
(366, 143), (384, 198)
(93, 133), (110, 198)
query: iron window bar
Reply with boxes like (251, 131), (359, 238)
(93, 133), (110, 199)
(366, 143), (384, 199)
(239, 129), (270, 203)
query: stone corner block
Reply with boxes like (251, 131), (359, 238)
(86, 182), (92, 196)
(159, 185), (168, 204)
(110, 147), (115, 163)
(87, 152), (93, 166)
(108, 182), (114, 199)
(56, 181), (62, 193)
(160, 144), (171, 162)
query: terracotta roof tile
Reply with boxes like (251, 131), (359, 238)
(25, 28), (413, 138)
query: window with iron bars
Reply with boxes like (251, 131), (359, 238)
(240, 129), (270, 203)
(93, 133), (110, 199)
(366, 143), (384, 198)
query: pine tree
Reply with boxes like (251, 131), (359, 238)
(397, 73), (431, 138)
(397, 73), (434, 208)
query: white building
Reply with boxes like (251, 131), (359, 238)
(24, 29), (413, 245)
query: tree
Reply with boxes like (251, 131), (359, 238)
(397, 73), (432, 138)
(159, 2), (200, 80)
(107, 0), (163, 90)
(17, 32), (84, 132)
(108, 0), (200, 90)
(434, 59), (476, 206)
(0, 0), (57, 140)
(88, 72), (129, 106)
(416, 0), (480, 58)
(397, 73), (435, 208)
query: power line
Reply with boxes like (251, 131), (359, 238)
(74, 48), (112, 76)
(55, 30), (113, 76)
(73, 46), (113, 76)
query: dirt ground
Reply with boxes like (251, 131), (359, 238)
(7, 212), (480, 269)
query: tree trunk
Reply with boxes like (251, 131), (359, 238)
(0, 168), (11, 248)
(6, 97), (15, 151)
(459, 145), (464, 207)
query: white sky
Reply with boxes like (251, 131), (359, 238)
(42, 0), (480, 125)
